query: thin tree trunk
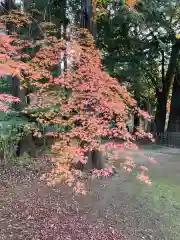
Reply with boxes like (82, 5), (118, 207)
(63, 0), (67, 72)
(133, 82), (140, 133)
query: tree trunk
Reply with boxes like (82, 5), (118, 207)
(133, 83), (140, 133)
(155, 39), (180, 133)
(16, 134), (36, 157)
(133, 111), (140, 134)
(81, 0), (91, 30)
(73, 138), (105, 171)
(82, 150), (105, 171)
(62, 0), (68, 72)
(12, 79), (36, 157)
(155, 90), (167, 133)
(11, 76), (22, 110)
(78, 0), (103, 170)
(167, 70), (180, 132)
(2, 0), (16, 12)
(80, 0), (97, 39)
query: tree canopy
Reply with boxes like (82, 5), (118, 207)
(1, 0), (180, 191)
(0, 0), (155, 192)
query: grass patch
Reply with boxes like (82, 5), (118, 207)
(136, 177), (180, 239)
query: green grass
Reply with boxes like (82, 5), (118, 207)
(137, 177), (180, 239)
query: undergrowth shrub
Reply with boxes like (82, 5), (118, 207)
(0, 111), (33, 163)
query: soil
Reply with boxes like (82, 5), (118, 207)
(0, 144), (180, 240)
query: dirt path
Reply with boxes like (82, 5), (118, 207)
(0, 145), (180, 240)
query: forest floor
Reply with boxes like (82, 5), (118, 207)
(0, 144), (180, 240)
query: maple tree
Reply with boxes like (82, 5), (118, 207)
(0, 9), (153, 193)
(0, 23), (24, 111)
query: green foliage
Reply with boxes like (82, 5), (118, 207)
(0, 124), (22, 160)
(96, 0), (180, 114)
(0, 76), (12, 95)
(0, 111), (32, 160)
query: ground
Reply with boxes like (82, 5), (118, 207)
(0, 144), (180, 240)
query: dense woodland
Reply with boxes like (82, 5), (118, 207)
(0, 0), (179, 189)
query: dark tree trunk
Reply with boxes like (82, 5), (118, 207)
(167, 70), (180, 132)
(133, 111), (140, 133)
(155, 90), (167, 133)
(80, 0), (92, 30)
(77, 150), (105, 171)
(11, 76), (36, 157)
(1, 0), (16, 12)
(155, 39), (180, 133)
(73, 138), (105, 171)
(11, 76), (21, 110)
(80, 0), (96, 40)
(16, 134), (36, 157)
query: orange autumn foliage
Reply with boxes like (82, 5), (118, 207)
(126, 0), (137, 6)
(0, 10), (153, 192)
(92, 0), (137, 21)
